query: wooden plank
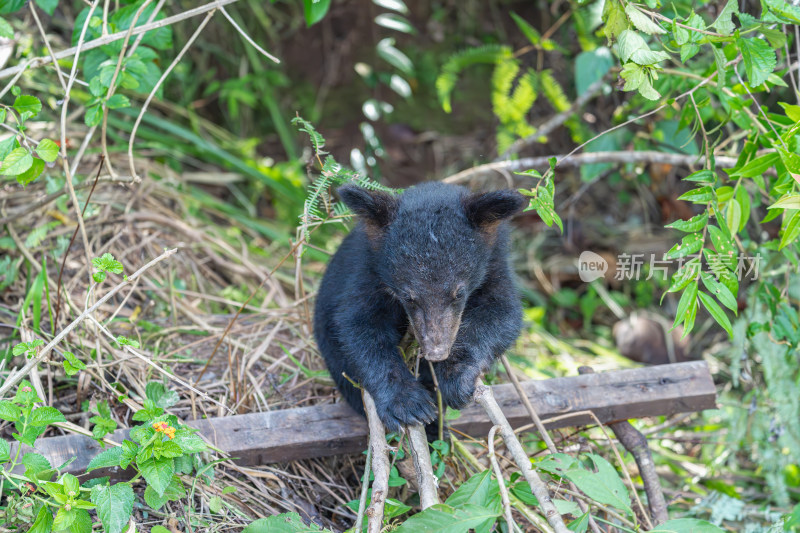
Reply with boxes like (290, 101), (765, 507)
(8, 361), (716, 476)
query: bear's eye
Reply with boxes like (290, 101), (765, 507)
(454, 287), (466, 301)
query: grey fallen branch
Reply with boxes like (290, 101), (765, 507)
(0, 248), (178, 398)
(443, 151), (739, 185)
(406, 424), (439, 509)
(474, 381), (570, 533)
(362, 391), (390, 533)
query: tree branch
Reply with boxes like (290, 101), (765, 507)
(363, 391), (390, 533)
(474, 381), (570, 533)
(443, 151), (739, 185)
(0, 0), (242, 80)
(406, 424), (439, 509)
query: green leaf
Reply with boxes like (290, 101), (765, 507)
(22, 452), (52, 478)
(87, 446), (124, 472)
(0, 17), (13, 38)
(172, 429), (207, 454)
(92, 252), (123, 275)
(1, 147), (33, 175)
(53, 506), (78, 530)
(625, 6), (666, 35)
(601, 0), (627, 42)
(91, 483), (134, 533)
(394, 503), (500, 533)
(374, 13), (415, 34)
(707, 225), (735, 258)
(0, 437), (10, 463)
(769, 194), (800, 210)
(698, 291), (734, 337)
(139, 457), (175, 496)
(35, 138), (59, 162)
(664, 233), (703, 259)
(446, 470), (497, 508)
(68, 509), (92, 533)
(678, 185), (714, 203)
(564, 454), (632, 514)
(0, 400), (21, 422)
(16, 156), (45, 187)
(617, 30), (670, 65)
(302, 0), (331, 26)
(244, 513), (332, 533)
(29, 406), (66, 426)
(84, 104), (102, 127)
(737, 37), (777, 87)
(376, 38), (414, 76)
(14, 94), (42, 120)
(780, 210), (800, 249)
(711, 0), (737, 34)
(34, 0), (58, 15)
(728, 152), (780, 177)
(29, 505), (54, 533)
(700, 272), (738, 313)
(674, 280), (699, 328)
(510, 12), (542, 45)
(143, 475), (185, 510)
(666, 213), (707, 232)
(651, 518), (725, 532)
(106, 94), (130, 109)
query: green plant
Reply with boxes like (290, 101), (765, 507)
(0, 89), (60, 187)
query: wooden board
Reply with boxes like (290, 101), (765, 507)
(8, 361), (716, 476)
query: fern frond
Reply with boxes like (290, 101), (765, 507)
(539, 70), (571, 113)
(490, 57), (520, 121)
(291, 115), (328, 157)
(504, 69), (538, 124)
(436, 44), (512, 113)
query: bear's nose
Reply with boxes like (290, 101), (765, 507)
(423, 347), (450, 362)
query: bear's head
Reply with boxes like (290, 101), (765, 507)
(338, 182), (526, 362)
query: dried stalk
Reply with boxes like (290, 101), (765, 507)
(406, 424), (439, 509)
(473, 381), (570, 533)
(363, 391), (389, 533)
(354, 446), (372, 532)
(0, 248), (177, 398)
(488, 425), (517, 532)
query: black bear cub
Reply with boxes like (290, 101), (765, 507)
(314, 182), (526, 431)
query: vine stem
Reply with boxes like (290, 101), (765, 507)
(0, 249), (177, 398)
(128, 9), (216, 180)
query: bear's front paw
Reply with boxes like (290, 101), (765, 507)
(373, 382), (436, 432)
(438, 366), (479, 409)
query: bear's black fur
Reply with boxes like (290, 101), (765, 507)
(314, 182), (526, 431)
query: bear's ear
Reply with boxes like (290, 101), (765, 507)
(338, 185), (398, 234)
(463, 189), (527, 229)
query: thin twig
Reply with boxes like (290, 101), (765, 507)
(354, 446), (372, 532)
(0, 249), (178, 398)
(0, 0), (243, 80)
(219, 6), (280, 63)
(128, 9), (216, 180)
(86, 314), (232, 413)
(473, 381), (570, 533)
(488, 425), (518, 532)
(363, 391), (389, 533)
(29, 2), (67, 91)
(406, 424), (439, 509)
